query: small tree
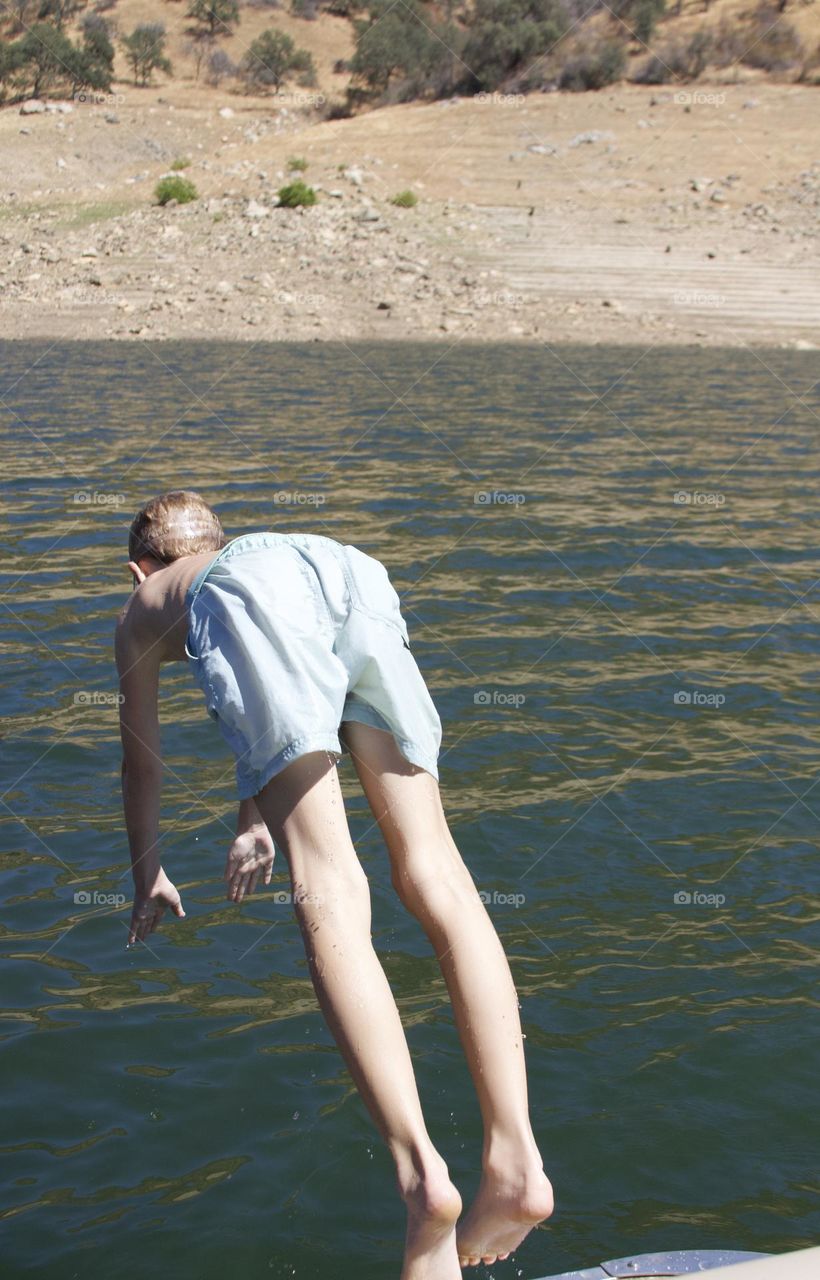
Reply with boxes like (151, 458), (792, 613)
(16, 22), (77, 97)
(461, 0), (568, 91)
(349, 0), (448, 94)
(122, 23), (172, 86)
(240, 29), (316, 91)
(186, 0), (240, 37)
(7, 21), (113, 100)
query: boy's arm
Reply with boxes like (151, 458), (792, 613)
(115, 605), (164, 893)
(236, 796), (266, 834)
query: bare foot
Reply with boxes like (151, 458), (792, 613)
(400, 1161), (463, 1280)
(456, 1166), (554, 1267)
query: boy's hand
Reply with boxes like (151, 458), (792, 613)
(127, 868), (186, 946)
(225, 827), (275, 904)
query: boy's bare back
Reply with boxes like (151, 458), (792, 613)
(116, 550), (214, 668)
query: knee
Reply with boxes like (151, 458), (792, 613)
(292, 854), (370, 922)
(391, 846), (477, 917)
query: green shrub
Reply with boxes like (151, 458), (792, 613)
(277, 179), (317, 207)
(287, 155), (308, 171)
(240, 29), (316, 91)
(170, 156), (191, 171)
(390, 189), (417, 207)
(558, 37), (625, 90)
(155, 175), (198, 205)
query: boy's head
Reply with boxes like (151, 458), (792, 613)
(128, 491), (226, 582)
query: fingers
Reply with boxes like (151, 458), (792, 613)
(227, 870), (252, 903)
(226, 864), (267, 903)
(128, 909), (157, 947)
(126, 895), (184, 947)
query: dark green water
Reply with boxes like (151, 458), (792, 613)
(1, 342), (818, 1280)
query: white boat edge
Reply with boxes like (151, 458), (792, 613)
(533, 1244), (820, 1280)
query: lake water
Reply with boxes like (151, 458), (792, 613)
(1, 341), (818, 1280)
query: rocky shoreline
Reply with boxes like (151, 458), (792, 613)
(1, 84), (818, 346)
(1, 182), (514, 341)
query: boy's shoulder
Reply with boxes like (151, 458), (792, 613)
(115, 582), (163, 665)
(115, 565), (185, 661)
(115, 551), (218, 667)
(117, 571), (171, 628)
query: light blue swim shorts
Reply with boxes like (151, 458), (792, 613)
(184, 531), (442, 799)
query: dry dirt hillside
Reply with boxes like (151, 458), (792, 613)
(17, 0), (820, 106)
(92, 0), (355, 103)
(1, 0), (818, 345)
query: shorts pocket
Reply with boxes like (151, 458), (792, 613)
(343, 545), (410, 642)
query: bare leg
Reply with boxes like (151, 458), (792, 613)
(253, 750), (462, 1280)
(340, 722), (554, 1268)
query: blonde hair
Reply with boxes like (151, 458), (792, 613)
(128, 491), (227, 566)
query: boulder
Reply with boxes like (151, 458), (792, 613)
(567, 130), (615, 148)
